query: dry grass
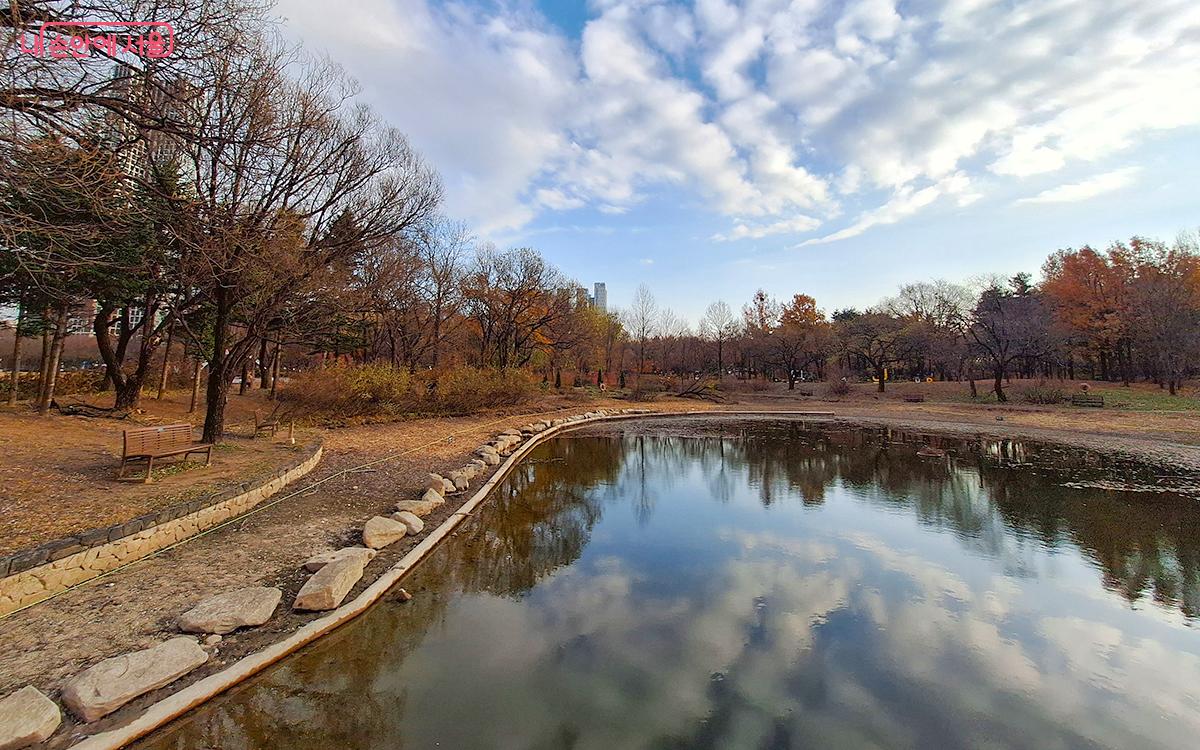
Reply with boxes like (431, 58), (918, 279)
(279, 364), (542, 423)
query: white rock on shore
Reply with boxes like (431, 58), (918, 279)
(0, 685), (60, 750)
(293, 555), (368, 612)
(303, 547), (377, 573)
(61, 638), (208, 722)
(396, 498), (441, 517)
(392, 511), (425, 535)
(178, 586), (282, 635)
(362, 516), (408, 549)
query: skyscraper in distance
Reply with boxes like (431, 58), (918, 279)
(593, 282), (607, 313)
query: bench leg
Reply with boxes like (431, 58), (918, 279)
(118, 457), (127, 479)
(144, 455), (154, 483)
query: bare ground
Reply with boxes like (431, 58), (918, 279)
(2, 385), (1199, 746)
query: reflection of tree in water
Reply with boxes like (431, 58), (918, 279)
(595, 417), (1200, 618)
(629, 418), (1200, 619)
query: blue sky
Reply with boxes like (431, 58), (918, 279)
(276, 0), (1200, 322)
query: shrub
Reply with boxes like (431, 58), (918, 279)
(280, 364), (538, 421)
(826, 379), (852, 397)
(1020, 380), (1066, 405)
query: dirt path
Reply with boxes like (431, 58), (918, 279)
(3, 392), (1200, 745)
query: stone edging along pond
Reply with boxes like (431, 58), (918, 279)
(0, 442), (324, 619)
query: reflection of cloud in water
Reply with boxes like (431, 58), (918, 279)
(391, 545), (847, 749)
(392, 519), (1200, 750)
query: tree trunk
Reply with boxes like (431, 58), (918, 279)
(269, 341), (281, 400)
(876, 364), (886, 392)
(257, 337), (270, 388)
(239, 357), (251, 395)
(37, 315), (51, 406)
(202, 294), (234, 443)
(7, 302), (24, 407)
(188, 359), (202, 413)
(38, 305), (69, 415)
(203, 370), (231, 443)
(157, 323), (174, 399)
(993, 367), (1007, 402)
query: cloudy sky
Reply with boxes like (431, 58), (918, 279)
(276, 0), (1200, 319)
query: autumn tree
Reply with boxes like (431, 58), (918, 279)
(768, 294), (834, 389)
(1127, 236), (1200, 395)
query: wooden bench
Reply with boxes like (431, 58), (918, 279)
(253, 409), (280, 438)
(1071, 393), (1104, 408)
(119, 424), (212, 482)
(904, 394), (926, 403)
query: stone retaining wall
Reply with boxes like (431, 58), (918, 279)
(0, 443), (323, 617)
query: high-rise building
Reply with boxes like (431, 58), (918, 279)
(593, 282), (608, 313)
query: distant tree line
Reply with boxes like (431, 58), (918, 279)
(618, 233), (1200, 402)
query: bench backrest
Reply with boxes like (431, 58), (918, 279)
(1071, 394), (1104, 406)
(123, 424), (196, 456)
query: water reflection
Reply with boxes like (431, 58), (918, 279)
(137, 419), (1200, 750)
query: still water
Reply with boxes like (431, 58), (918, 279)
(137, 418), (1200, 750)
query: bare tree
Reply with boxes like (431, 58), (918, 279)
(969, 276), (1054, 401)
(625, 283), (657, 375)
(173, 41), (442, 442)
(700, 300), (738, 378)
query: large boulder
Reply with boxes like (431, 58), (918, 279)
(424, 474), (447, 495)
(440, 476), (456, 494)
(303, 546), (377, 572)
(392, 511), (425, 535)
(178, 586), (282, 635)
(0, 686), (60, 749)
(449, 471), (469, 491)
(362, 516), (408, 549)
(293, 555), (367, 611)
(481, 450), (501, 466)
(61, 638), (208, 722)
(474, 444), (498, 458)
(500, 428), (522, 437)
(396, 498), (441, 517)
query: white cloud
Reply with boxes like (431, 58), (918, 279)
(1016, 167), (1141, 205)
(799, 172), (975, 246)
(714, 214), (822, 242)
(535, 188), (585, 211)
(276, 0), (1200, 239)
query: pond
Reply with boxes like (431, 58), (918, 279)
(136, 417), (1200, 750)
